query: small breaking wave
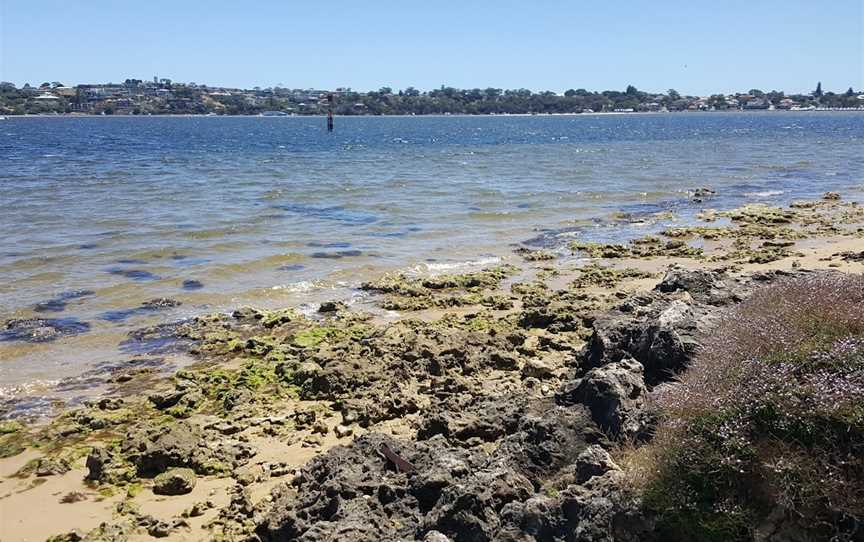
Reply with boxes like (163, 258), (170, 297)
(744, 190), (784, 197)
(410, 256), (502, 276)
(271, 280), (318, 293)
(0, 379), (60, 400)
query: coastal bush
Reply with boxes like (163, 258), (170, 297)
(627, 273), (864, 541)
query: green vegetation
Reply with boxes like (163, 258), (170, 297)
(570, 239), (704, 259)
(568, 263), (655, 289)
(2, 80), (861, 116)
(360, 265), (519, 311)
(627, 273), (864, 541)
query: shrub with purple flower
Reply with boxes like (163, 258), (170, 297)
(632, 273), (864, 541)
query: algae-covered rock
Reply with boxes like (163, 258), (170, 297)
(570, 264), (654, 289)
(46, 531), (86, 542)
(570, 241), (630, 259)
(86, 446), (137, 485)
(46, 520), (134, 542)
(0, 425), (27, 457)
(721, 203), (797, 225)
(517, 287), (603, 334)
(35, 456), (71, 476)
(123, 421), (254, 477)
(318, 300), (346, 313)
(0, 420), (23, 434)
(141, 298), (182, 309)
(361, 265), (519, 312)
(515, 247), (557, 261)
(571, 239), (704, 261)
(261, 308), (299, 328)
(152, 467), (196, 495)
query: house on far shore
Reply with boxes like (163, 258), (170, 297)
(743, 99), (770, 110)
(33, 93), (61, 102)
(638, 101), (663, 112)
(53, 87), (77, 98)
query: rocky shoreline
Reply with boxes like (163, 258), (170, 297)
(1, 193), (863, 541)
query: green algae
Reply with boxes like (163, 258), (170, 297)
(261, 308), (300, 329)
(362, 265), (519, 311)
(569, 264), (656, 289)
(661, 226), (730, 240)
(236, 359), (281, 390)
(434, 310), (520, 334)
(0, 420), (23, 434)
(125, 482), (143, 498)
(708, 238), (802, 264)
(570, 241), (630, 258)
(293, 323), (371, 348)
(293, 327), (335, 348)
(516, 248), (557, 261)
(720, 203), (797, 224)
(571, 238), (704, 260)
(510, 281), (548, 297)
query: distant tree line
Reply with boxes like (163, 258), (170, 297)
(1, 81), (861, 116)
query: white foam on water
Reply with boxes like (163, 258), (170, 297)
(412, 256), (503, 275)
(744, 190), (784, 197)
(344, 290), (369, 306)
(0, 379), (60, 399)
(271, 280), (317, 293)
(296, 303), (319, 318)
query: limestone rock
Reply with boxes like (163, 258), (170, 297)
(334, 424), (354, 438)
(558, 357), (647, 438)
(153, 467), (196, 495)
(123, 422), (254, 476)
(574, 445), (620, 484)
(35, 457), (71, 477)
(521, 357), (556, 379)
(560, 471), (652, 542)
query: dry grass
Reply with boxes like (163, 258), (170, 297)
(624, 273), (864, 541)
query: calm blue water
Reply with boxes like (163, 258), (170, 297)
(1, 112), (863, 407)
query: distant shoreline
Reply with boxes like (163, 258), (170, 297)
(5, 109), (864, 119)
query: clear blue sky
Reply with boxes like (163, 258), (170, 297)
(1, 0), (862, 95)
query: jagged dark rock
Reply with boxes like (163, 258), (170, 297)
(573, 445), (620, 484)
(416, 394), (525, 444)
(258, 397), (604, 542)
(557, 357), (648, 439)
(580, 269), (809, 386)
(559, 471), (653, 542)
(579, 292), (707, 386)
(654, 268), (740, 305)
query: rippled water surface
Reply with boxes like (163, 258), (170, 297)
(1, 113), (863, 408)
